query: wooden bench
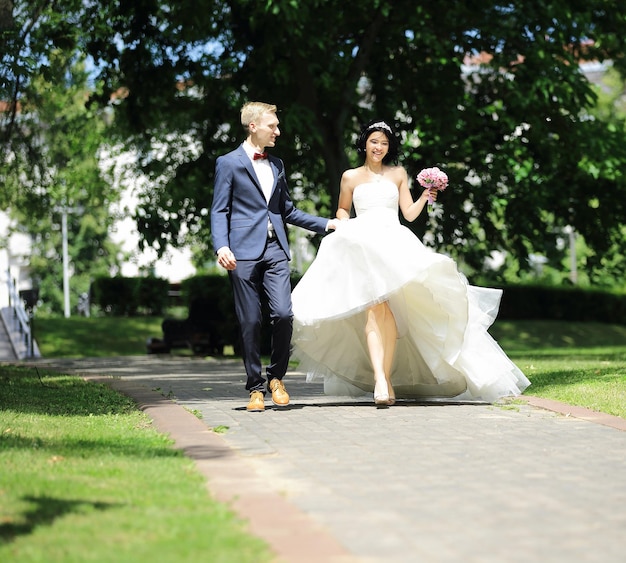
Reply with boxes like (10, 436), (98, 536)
(147, 297), (233, 356)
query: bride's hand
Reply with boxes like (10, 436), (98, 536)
(422, 188), (438, 202)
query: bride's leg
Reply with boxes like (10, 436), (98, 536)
(382, 302), (397, 404)
(365, 302), (397, 405)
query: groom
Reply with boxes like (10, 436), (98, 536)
(211, 101), (338, 412)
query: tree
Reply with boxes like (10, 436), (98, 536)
(2, 48), (122, 314)
(4, 0), (626, 283)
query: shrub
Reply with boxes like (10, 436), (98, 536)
(90, 276), (169, 316)
(498, 284), (626, 325)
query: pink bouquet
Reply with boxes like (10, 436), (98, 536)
(416, 167), (448, 204)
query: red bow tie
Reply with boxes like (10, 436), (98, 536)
(253, 152), (268, 160)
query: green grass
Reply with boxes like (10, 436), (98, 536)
(34, 316), (164, 357)
(490, 320), (626, 419)
(0, 366), (272, 562)
(489, 319), (626, 352)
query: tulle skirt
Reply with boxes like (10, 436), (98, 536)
(291, 209), (530, 402)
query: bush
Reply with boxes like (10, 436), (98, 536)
(179, 273), (304, 355)
(136, 277), (170, 315)
(179, 275), (241, 353)
(498, 284), (626, 325)
(90, 276), (170, 316)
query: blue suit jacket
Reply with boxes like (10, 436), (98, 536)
(210, 144), (328, 260)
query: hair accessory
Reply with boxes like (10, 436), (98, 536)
(367, 121), (393, 134)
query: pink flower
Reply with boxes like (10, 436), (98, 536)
(416, 167), (448, 204)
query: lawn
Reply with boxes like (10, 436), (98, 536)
(0, 366), (272, 562)
(490, 320), (626, 419)
(34, 316), (164, 357)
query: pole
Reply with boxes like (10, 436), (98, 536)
(62, 209), (71, 318)
(568, 226), (578, 285)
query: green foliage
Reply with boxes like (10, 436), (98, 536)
(589, 65), (626, 123)
(4, 0), (626, 287)
(136, 275), (171, 314)
(90, 276), (170, 316)
(496, 284), (626, 325)
(180, 273), (233, 309)
(79, 0), (626, 284)
(2, 46), (123, 314)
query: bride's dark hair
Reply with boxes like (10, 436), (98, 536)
(356, 119), (400, 164)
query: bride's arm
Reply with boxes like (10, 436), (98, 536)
(398, 168), (436, 222)
(336, 170), (355, 220)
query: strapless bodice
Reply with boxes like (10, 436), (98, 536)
(353, 180), (399, 216)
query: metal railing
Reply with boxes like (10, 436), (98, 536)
(5, 270), (35, 358)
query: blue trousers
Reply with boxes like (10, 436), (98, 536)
(228, 238), (293, 392)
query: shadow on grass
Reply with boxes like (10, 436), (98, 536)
(0, 365), (235, 462)
(0, 495), (121, 544)
(525, 368), (625, 390)
(0, 366), (137, 417)
(491, 320), (626, 352)
(0, 430), (184, 460)
(507, 349), (626, 361)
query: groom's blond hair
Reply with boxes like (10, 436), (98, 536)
(241, 101), (277, 131)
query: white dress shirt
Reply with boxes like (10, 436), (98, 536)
(243, 141), (275, 236)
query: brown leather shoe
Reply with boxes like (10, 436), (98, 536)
(268, 378), (289, 407)
(246, 390), (265, 412)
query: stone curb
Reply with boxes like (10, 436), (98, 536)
(85, 375), (357, 563)
(517, 395), (626, 432)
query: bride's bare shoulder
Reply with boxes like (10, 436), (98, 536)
(341, 167), (366, 189)
(388, 165), (408, 180)
(342, 167), (362, 181)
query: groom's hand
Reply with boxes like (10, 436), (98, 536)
(217, 247), (237, 270)
(326, 219), (343, 231)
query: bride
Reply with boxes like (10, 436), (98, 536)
(290, 119), (530, 406)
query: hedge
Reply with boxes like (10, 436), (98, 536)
(90, 276), (170, 316)
(90, 275), (626, 329)
(497, 284), (626, 325)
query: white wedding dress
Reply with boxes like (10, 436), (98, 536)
(291, 180), (530, 402)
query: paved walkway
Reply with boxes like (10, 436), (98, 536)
(18, 355), (626, 562)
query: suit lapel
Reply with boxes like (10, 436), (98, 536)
(236, 145), (265, 196)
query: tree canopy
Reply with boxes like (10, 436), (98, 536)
(1, 43), (122, 313)
(3, 0), (626, 284)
